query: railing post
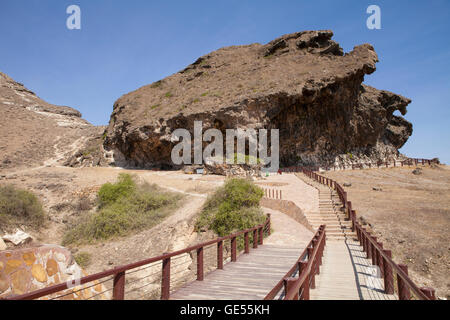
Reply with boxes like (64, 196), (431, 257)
(397, 264), (411, 300)
(217, 240), (224, 269)
(231, 236), (237, 262)
(259, 227), (264, 245)
(312, 239), (319, 275)
(253, 229), (258, 248)
(361, 228), (367, 254)
(298, 261), (309, 300)
(366, 234), (372, 260)
(420, 287), (436, 300)
(244, 232), (249, 254)
(351, 210), (356, 232)
(197, 247), (204, 281)
(161, 257), (171, 300)
(113, 271), (125, 300)
(307, 247), (315, 289)
(347, 201), (352, 220)
(283, 277), (298, 300)
(383, 250), (394, 294)
(377, 242), (384, 278)
(371, 236), (378, 266)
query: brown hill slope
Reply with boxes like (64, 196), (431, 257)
(0, 72), (107, 171)
(104, 30), (412, 169)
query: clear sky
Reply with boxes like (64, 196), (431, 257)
(0, 0), (449, 163)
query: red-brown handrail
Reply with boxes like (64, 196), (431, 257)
(301, 168), (436, 300)
(264, 225), (326, 300)
(5, 215), (271, 300)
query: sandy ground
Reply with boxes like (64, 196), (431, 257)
(256, 173), (319, 213)
(263, 206), (313, 247)
(0, 166), (225, 252)
(323, 165), (450, 299)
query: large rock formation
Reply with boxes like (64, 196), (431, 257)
(0, 72), (109, 170)
(104, 30), (412, 168)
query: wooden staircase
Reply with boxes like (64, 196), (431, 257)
(297, 174), (356, 241)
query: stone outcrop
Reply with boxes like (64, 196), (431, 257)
(103, 30), (413, 169)
(0, 245), (109, 300)
(0, 72), (107, 170)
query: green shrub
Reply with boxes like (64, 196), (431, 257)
(196, 178), (265, 237)
(97, 173), (136, 208)
(228, 153), (262, 165)
(74, 252), (91, 268)
(0, 185), (45, 229)
(63, 175), (183, 245)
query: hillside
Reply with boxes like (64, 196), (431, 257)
(0, 72), (107, 171)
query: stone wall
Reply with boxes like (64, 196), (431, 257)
(0, 245), (110, 300)
(261, 198), (314, 232)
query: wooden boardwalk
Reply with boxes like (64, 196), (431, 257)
(171, 205), (313, 300)
(172, 173), (398, 300)
(171, 245), (304, 300)
(310, 240), (397, 300)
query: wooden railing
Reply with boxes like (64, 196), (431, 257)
(279, 157), (436, 173)
(262, 188), (282, 200)
(5, 216), (271, 300)
(302, 168), (436, 300)
(264, 225), (326, 300)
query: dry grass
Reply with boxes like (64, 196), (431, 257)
(324, 165), (450, 299)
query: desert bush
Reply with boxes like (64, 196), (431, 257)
(0, 184), (45, 229)
(74, 252), (91, 268)
(63, 174), (183, 245)
(97, 173), (136, 208)
(196, 178), (265, 237)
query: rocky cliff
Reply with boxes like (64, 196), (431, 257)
(104, 30), (413, 169)
(0, 72), (109, 170)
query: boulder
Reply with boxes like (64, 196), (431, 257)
(104, 30), (413, 169)
(2, 230), (33, 246)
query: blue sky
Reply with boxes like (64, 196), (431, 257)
(0, 0), (449, 163)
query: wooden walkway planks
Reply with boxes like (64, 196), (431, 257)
(171, 204), (314, 300)
(310, 240), (397, 300)
(170, 245), (304, 300)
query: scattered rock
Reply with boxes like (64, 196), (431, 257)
(412, 167), (423, 175)
(343, 182), (352, 187)
(372, 187), (383, 191)
(2, 230), (33, 246)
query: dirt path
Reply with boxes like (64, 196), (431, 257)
(263, 206), (313, 247)
(256, 173), (319, 213)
